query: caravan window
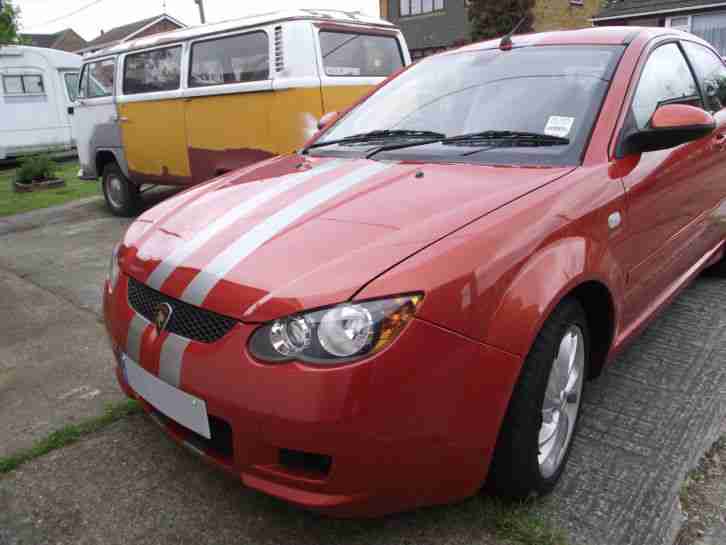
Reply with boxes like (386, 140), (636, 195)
(190, 31), (269, 87)
(65, 73), (80, 101)
(124, 46), (182, 95)
(80, 59), (115, 98)
(2, 74), (44, 95)
(319, 31), (404, 77)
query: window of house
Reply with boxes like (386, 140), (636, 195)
(683, 41), (726, 112)
(190, 31), (269, 87)
(123, 46), (181, 95)
(2, 74), (45, 95)
(319, 31), (404, 77)
(667, 16), (691, 32)
(81, 59), (116, 98)
(400, 0), (444, 17)
(631, 43), (701, 130)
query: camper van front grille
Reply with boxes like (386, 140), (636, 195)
(274, 26), (284, 72)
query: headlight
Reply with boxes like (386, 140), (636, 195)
(107, 243), (121, 291)
(249, 293), (423, 365)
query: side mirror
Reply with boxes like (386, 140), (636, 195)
(317, 111), (339, 130)
(620, 104), (715, 156)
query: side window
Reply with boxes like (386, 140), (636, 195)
(190, 31), (269, 87)
(319, 31), (404, 77)
(124, 46), (182, 95)
(632, 43), (701, 129)
(683, 41), (726, 112)
(2, 74), (44, 95)
(86, 59), (116, 98)
(64, 72), (80, 101)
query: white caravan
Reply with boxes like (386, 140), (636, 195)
(0, 45), (81, 160)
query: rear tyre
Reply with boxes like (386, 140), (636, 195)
(486, 297), (589, 499)
(102, 163), (139, 217)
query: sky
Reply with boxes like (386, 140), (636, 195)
(14, 0), (381, 41)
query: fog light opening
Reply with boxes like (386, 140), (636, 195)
(278, 448), (332, 477)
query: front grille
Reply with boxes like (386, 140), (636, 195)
(127, 277), (237, 343)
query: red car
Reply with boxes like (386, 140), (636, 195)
(104, 27), (726, 516)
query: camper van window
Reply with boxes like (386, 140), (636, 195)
(65, 73), (80, 101)
(2, 74), (44, 95)
(82, 59), (115, 98)
(319, 31), (404, 77)
(190, 31), (269, 87)
(124, 46), (182, 95)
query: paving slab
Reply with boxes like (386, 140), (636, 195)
(0, 416), (503, 545)
(0, 268), (124, 457)
(545, 276), (726, 545)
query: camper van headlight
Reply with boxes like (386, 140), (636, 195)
(248, 294), (423, 365)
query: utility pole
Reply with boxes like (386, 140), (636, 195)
(194, 0), (206, 24)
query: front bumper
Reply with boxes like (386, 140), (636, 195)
(104, 275), (522, 517)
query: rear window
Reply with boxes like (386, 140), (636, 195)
(124, 46), (182, 95)
(190, 31), (269, 87)
(319, 31), (403, 77)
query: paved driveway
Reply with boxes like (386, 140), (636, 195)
(1, 194), (726, 545)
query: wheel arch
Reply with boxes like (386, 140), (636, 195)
(95, 148), (130, 181)
(483, 236), (623, 379)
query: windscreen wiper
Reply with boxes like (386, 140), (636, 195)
(441, 130), (570, 147)
(303, 129), (447, 153)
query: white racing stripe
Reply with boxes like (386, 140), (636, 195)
(126, 314), (149, 364)
(146, 160), (345, 290)
(181, 161), (394, 307)
(158, 333), (191, 388)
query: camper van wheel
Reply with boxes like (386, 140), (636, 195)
(102, 164), (140, 217)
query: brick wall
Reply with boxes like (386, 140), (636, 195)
(54, 30), (87, 53)
(133, 19), (183, 40)
(533, 0), (600, 32)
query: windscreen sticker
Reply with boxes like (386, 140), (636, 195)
(326, 66), (361, 76)
(544, 116), (575, 138)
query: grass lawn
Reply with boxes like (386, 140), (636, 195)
(0, 160), (99, 218)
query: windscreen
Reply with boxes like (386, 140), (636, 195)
(315, 45), (624, 166)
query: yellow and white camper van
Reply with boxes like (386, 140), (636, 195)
(72, 9), (411, 215)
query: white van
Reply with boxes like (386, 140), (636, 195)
(0, 45), (81, 160)
(73, 9), (411, 215)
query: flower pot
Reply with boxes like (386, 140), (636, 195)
(13, 178), (66, 193)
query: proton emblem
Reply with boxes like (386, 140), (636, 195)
(153, 303), (173, 334)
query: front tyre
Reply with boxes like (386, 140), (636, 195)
(486, 297), (588, 499)
(102, 163), (140, 217)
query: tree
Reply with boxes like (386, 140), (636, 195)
(0, 1), (24, 45)
(468, 0), (536, 43)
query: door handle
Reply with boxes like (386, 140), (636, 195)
(115, 116), (129, 123)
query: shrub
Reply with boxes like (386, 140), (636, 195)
(15, 154), (57, 184)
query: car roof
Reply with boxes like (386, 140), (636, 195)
(452, 26), (698, 54)
(84, 9), (396, 60)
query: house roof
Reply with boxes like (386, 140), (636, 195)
(594, 0), (726, 21)
(80, 14), (185, 52)
(22, 29), (85, 49)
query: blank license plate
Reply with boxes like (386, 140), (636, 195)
(121, 353), (211, 439)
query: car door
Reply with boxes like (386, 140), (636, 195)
(615, 41), (713, 324)
(117, 44), (191, 185)
(73, 58), (121, 178)
(681, 40), (726, 249)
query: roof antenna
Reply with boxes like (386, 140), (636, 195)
(499, 16), (527, 51)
